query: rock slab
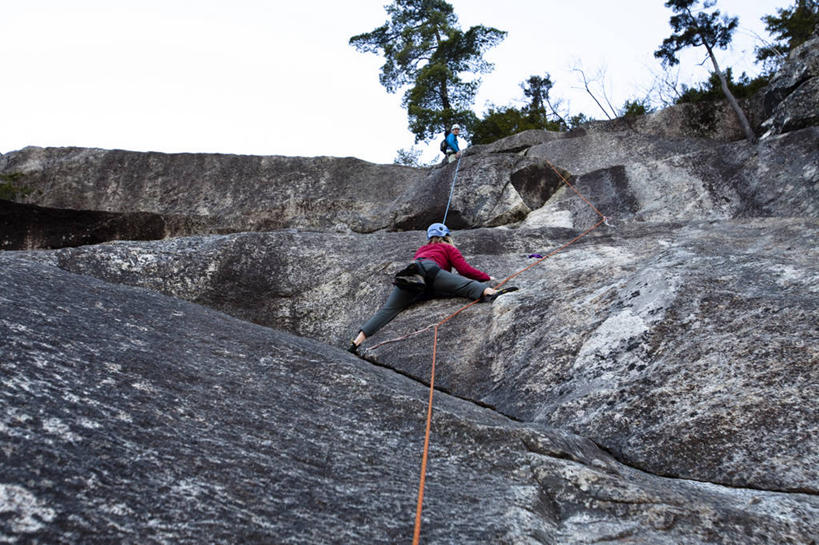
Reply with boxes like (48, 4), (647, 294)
(2, 256), (817, 544)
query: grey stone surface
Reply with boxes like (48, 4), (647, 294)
(468, 129), (570, 154)
(0, 146), (561, 245)
(2, 256), (817, 544)
(13, 217), (818, 497)
(362, 219), (819, 494)
(584, 96), (766, 142)
(388, 153), (563, 231)
(0, 199), (221, 250)
(761, 36), (819, 137)
(0, 147), (418, 234)
(525, 127), (818, 228)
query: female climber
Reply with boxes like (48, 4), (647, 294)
(348, 223), (517, 354)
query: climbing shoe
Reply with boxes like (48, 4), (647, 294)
(347, 341), (359, 354)
(484, 286), (519, 303)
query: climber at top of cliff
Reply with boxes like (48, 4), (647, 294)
(443, 124), (463, 164)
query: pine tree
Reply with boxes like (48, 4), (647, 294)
(350, 0), (505, 142)
(655, 0), (757, 143)
(521, 74), (567, 127)
(756, 0), (819, 67)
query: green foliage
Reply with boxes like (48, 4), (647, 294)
(655, 0), (739, 67)
(521, 74), (553, 115)
(521, 73), (570, 127)
(656, 0), (757, 142)
(621, 99), (653, 117)
(0, 183), (18, 200)
(350, 0), (505, 142)
(470, 106), (563, 145)
(394, 147), (421, 166)
(0, 172), (31, 201)
(0, 172), (25, 183)
(756, 0), (819, 65)
(470, 73), (570, 145)
(393, 146), (435, 167)
(567, 113), (592, 129)
(683, 99), (721, 136)
(676, 68), (770, 104)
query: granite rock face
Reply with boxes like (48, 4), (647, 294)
(515, 126), (817, 231)
(761, 36), (819, 137)
(391, 153), (563, 230)
(0, 148), (418, 234)
(0, 199), (223, 250)
(0, 147), (561, 246)
(585, 96), (766, 142)
(28, 217), (818, 496)
(2, 256), (817, 544)
(360, 219), (819, 494)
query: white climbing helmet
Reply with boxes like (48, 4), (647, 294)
(427, 223), (450, 239)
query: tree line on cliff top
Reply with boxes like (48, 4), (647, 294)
(349, 0), (818, 161)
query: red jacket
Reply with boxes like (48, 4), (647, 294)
(414, 242), (490, 282)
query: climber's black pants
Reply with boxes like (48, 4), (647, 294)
(359, 260), (488, 338)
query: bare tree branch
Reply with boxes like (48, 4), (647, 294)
(545, 96), (568, 127)
(646, 63), (684, 108)
(570, 64), (616, 120)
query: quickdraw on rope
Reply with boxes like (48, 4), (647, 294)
(378, 157), (607, 545)
(441, 155), (461, 225)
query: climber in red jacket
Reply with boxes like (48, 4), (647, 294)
(348, 223), (517, 353)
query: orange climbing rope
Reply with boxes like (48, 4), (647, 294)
(412, 324), (438, 544)
(401, 160), (607, 545)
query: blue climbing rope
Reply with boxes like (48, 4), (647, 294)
(442, 155), (461, 225)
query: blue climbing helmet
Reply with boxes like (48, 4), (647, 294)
(427, 223), (450, 239)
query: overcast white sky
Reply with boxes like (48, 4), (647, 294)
(1, 1), (786, 164)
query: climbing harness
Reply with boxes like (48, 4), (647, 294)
(365, 157), (608, 545)
(441, 155), (461, 225)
